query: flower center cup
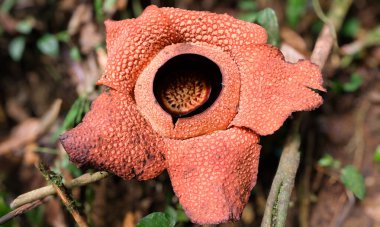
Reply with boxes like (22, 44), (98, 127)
(134, 43), (241, 139)
(153, 54), (222, 121)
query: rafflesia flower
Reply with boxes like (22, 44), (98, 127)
(60, 5), (324, 224)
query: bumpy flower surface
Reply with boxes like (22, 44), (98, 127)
(60, 5), (324, 224)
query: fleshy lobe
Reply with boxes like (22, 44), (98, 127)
(231, 45), (325, 135)
(60, 90), (166, 180)
(164, 127), (260, 224)
(98, 5), (267, 92)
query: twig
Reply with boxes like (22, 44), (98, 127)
(10, 171), (109, 209)
(334, 190), (355, 227)
(0, 198), (48, 225)
(261, 120), (301, 227)
(346, 99), (370, 168)
(38, 163), (88, 227)
(312, 0), (338, 48)
(311, 0), (353, 68)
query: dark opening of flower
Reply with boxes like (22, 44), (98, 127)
(153, 54), (222, 121)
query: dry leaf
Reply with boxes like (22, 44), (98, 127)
(0, 99), (62, 155)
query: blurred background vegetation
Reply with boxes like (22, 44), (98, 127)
(0, 0), (379, 226)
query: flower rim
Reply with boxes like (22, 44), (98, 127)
(135, 43), (240, 139)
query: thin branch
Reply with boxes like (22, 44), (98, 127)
(261, 121), (301, 227)
(0, 198), (48, 225)
(311, 0), (353, 68)
(334, 191), (355, 227)
(10, 171), (109, 209)
(38, 163), (88, 227)
(0, 170), (109, 225)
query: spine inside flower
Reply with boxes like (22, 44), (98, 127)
(159, 73), (211, 116)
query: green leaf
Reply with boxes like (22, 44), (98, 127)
(1, 0), (16, 12)
(104, 0), (117, 13)
(255, 8), (280, 46)
(70, 46), (81, 61)
(0, 193), (14, 227)
(9, 36), (26, 61)
(164, 207), (177, 226)
(374, 145), (380, 163)
(311, 20), (324, 36)
(26, 206), (45, 225)
(175, 205), (189, 222)
(94, 0), (104, 22)
(239, 13), (258, 23)
(342, 73), (363, 92)
(238, 0), (257, 11)
(52, 154), (82, 178)
(341, 18), (360, 38)
(137, 212), (175, 227)
(340, 165), (366, 200)
(37, 34), (59, 57)
(318, 154), (334, 167)
(55, 31), (70, 43)
(340, 55), (355, 68)
(286, 0), (306, 28)
(61, 154), (82, 177)
(238, 7), (280, 47)
(365, 26), (380, 46)
(16, 19), (34, 34)
(131, 0), (143, 16)
(328, 80), (343, 92)
(52, 96), (89, 141)
(318, 154), (341, 169)
(62, 97), (82, 127)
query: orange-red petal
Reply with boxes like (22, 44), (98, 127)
(164, 127), (260, 224)
(60, 90), (165, 180)
(98, 6), (267, 92)
(160, 7), (267, 49)
(98, 6), (180, 91)
(231, 44), (325, 135)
